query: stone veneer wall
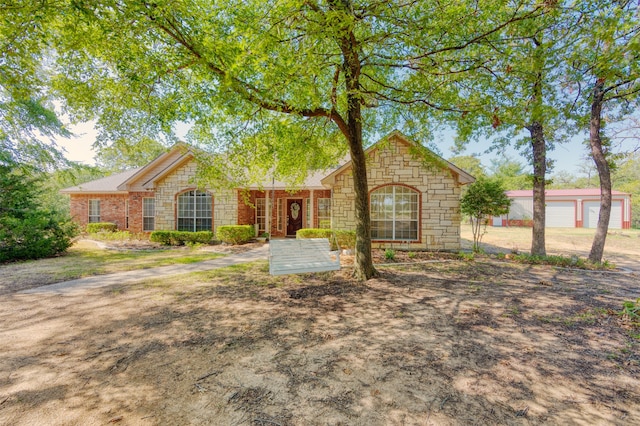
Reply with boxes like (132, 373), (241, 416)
(331, 137), (462, 250)
(154, 161), (237, 232)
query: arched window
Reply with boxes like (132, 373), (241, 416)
(177, 190), (212, 231)
(370, 186), (418, 241)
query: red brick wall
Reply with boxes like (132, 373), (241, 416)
(127, 192), (155, 233)
(237, 189), (332, 238)
(69, 194), (129, 230)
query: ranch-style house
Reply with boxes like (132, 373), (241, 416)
(62, 131), (475, 250)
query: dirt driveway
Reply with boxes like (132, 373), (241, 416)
(0, 230), (639, 425)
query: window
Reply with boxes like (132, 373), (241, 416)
(125, 200), (129, 228)
(88, 200), (100, 223)
(143, 198), (155, 231)
(177, 190), (212, 231)
(317, 198), (331, 229)
(255, 198), (266, 234)
(306, 198), (310, 228)
(277, 198), (283, 231)
(370, 186), (418, 240)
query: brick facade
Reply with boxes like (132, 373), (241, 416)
(69, 194), (128, 230)
(65, 134), (469, 249)
(237, 189), (332, 238)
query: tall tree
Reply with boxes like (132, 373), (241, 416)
(453, 3), (576, 256)
(612, 152), (640, 229)
(566, 0), (640, 262)
(488, 156), (532, 190)
(449, 155), (486, 179)
(35, 0), (544, 279)
(95, 138), (167, 172)
(1, 1), (71, 167)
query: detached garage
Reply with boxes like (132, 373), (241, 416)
(498, 189), (632, 229)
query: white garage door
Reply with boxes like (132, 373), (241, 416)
(583, 201), (622, 229)
(546, 202), (575, 228)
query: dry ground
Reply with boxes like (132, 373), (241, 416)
(0, 228), (639, 425)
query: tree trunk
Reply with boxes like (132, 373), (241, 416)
(333, 1), (378, 280)
(588, 78), (611, 263)
(346, 125), (378, 280)
(528, 121), (547, 256)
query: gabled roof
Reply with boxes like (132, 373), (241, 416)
(321, 130), (475, 186)
(507, 189), (630, 197)
(60, 167), (143, 194)
(116, 142), (193, 191)
(61, 132), (475, 195)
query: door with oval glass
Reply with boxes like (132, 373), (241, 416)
(286, 199), (303, 236)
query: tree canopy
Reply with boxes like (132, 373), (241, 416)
(30, 0), (545, 279)
(0, 0), (72, 167)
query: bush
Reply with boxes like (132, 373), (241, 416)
(334, 230), (356, 250)
(297, 228), (356, 251)
(296, 228), (333, 239)
(0, 211), (79, 262)
(89, 231), (149, 242)
(296, 228), (335, 249)
(150, 230), (214, 246)
(384, 248), (396, 261)
(0, 163), (79, 262)
(216, 225), (254, 245)
(86, 222), (118, 233)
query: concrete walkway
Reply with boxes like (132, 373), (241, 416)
(20, 245), (269, 295)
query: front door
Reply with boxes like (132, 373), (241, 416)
(286, 199), (303, 236)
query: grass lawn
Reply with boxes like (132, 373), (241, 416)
(461, 223), (640, 264)
(0, 240), (225, 294)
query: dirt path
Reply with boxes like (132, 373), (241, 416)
(1, 258), (638, 425)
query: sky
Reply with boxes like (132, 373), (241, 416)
(54, 120), (592, 176)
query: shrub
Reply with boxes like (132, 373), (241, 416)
(297, 229), (356, 251)
(334, 230), (356, 250)
(89, 230), (139, 241)
(86, 222), (118, 233)
(216, 225), (254, 245)
(150, 230), (214, 246)
(0, 163), (79, 262)
(296, 228), (333, 239)
(384, 248), (396, 261)
(297, 228), (338, 249)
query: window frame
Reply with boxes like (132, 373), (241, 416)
(370, 185), (419, 241)
(255, 198), (266, 234)
(176, 190), (213, 232)
(142, 197), (155, 231)
(88, 199), (101, 223)
(317, 198), (331, 229)
(277, 198), (283, 231)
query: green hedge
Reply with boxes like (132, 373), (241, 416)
(216, 225), (255, 245)
(296, 228), (356, 251)
(334, 230), (356, 250)
(150, 230), (214, 246)
(86, 222), (117, 233)
(296, 228), (333, 239)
